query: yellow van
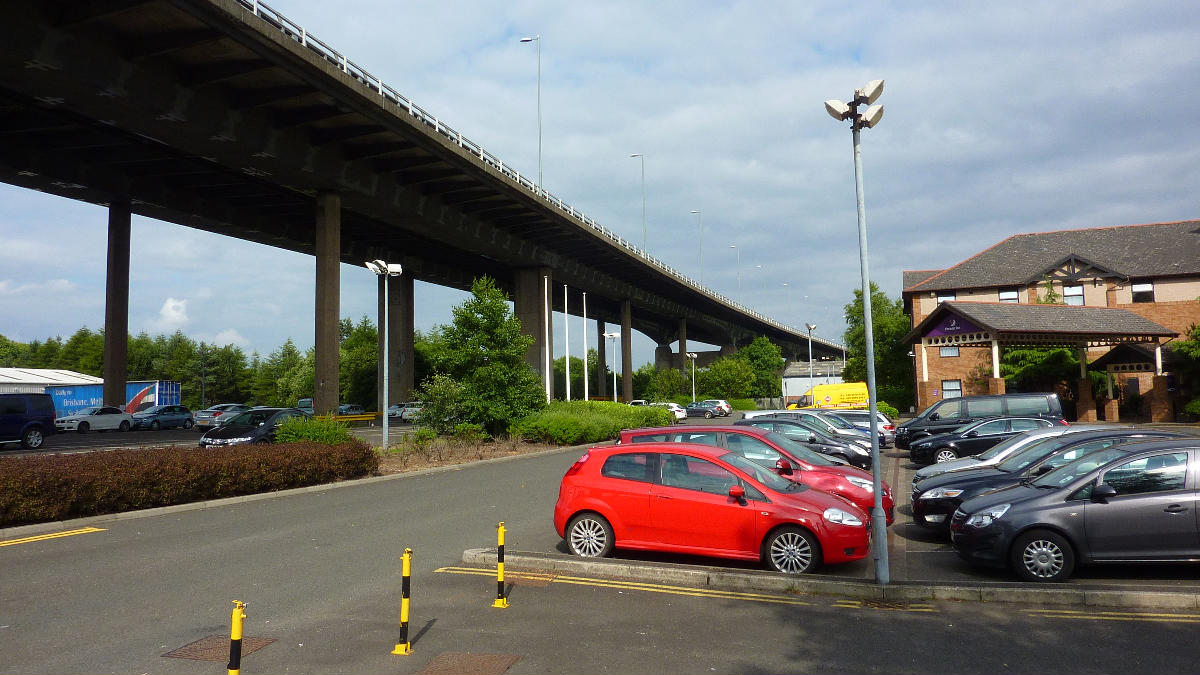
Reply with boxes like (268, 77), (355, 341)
(789, 382), (869, 409)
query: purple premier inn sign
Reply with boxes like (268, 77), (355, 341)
(927, 314), (982, 337)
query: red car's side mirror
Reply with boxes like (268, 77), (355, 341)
(775, 459), (794, 476)
(728, 485), (746, 501)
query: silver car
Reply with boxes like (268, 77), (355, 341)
(827, 409), (895, 447)
(193, 403), (252, 430)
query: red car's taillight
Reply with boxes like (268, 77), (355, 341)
(564, 452), (591, 478)
(883, 424), (895, 431)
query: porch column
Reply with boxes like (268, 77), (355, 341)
(1149, 375), (1172, 422)
(102, 201), (131, 408)
(1103, 366), (1119, 422)
(314, 192), (341, 415)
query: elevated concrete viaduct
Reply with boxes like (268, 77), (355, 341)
(0, 0), (842, 412)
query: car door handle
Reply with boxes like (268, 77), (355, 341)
(1164, 505), (1188, 514)
(656, 495), (673, 500)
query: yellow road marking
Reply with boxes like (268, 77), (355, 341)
(436, 566), (812, 606)
(0, 527), (107, 547)
(1026, 608), (1200, 624)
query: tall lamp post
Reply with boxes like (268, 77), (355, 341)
(825, 78), (888, 584)
(366, 259), (403, 453)
(630, 153), (646, 253)
(519, 35), (542, 190)
(602, 332), (620, 402)
(729, 244), (742, 301)
(805, 323), (817, 397)
(686, 352), (698, 402)
(690, 209), (703, 283)
(581, 291), (589, 401)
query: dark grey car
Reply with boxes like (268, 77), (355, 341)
(951, 437), (1200, 582)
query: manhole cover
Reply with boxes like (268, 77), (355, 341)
(162, 635), (276, 661)
(420, 652), (520, 675)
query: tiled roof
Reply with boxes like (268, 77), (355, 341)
(901, 301), (1177, 344)
(902, 269), (942, 290)
(907, 220), (1200, 292)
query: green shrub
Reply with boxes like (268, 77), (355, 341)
(511, 400), (671, 445)
(1184, 397), (1200, 418)
(729, 398), (757, 411)
(453, 422), (491, 443)
(276, 415), (351, 444)
(876, 401), (901, 420)
(0, 440), (378, 527)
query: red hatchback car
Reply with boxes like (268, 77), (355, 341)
(553, 443), (871, 574)
(618, 426), (895, 525)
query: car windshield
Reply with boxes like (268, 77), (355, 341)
(995, 436), (1069, 472)
(227, 410), (274, 426)
(976, 433), (1037, 461)
(77, 406), (100, 415)
(1031, 447), (1132, 488)
(819, 413), (856, 429)
(954, 421), (981, 433)
(720, 452), (797, 492)
(140, 406), (164, 414)
(764, 432), (838, 466)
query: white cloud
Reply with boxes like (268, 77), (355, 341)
(149, 298), (190, 334)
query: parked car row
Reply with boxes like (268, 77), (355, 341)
(555, 422), (897, 576)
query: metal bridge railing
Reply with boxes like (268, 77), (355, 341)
(232, 0), (841, 349)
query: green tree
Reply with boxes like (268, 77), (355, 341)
(736, 336), (784, 398)
(0, 334), (29, 367)
(553, 354), (588, 400)
(414, 276), (545, 435)
(643, 367), (687, 401)
(843, 282), (914, 410)
(696, 357), (755, 399)
(339, 315), (379, 408)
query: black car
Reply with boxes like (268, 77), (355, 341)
(910, 429), (1188, 532)
(735, 416), (873, 469)
(0, 392), (56, 449)
(951, 437), (1200, 582)
(684, 401), (721, 419)
(895, 392), (1064, 449)
(198, 407), (310, 447)
(907, 416), (1057, 465)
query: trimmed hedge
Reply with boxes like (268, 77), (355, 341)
(511, 400), (672, 445)
(0, 441), (378, 527)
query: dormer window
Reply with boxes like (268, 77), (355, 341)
(1063, 284), (1084, 306)
(936, 291), (956, 304)
(1131, 282), (1154, 303)
(998, 288), (1020, 303)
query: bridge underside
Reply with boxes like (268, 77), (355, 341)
(0, 0), (842, 408)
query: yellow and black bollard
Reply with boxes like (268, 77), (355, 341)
(492, 521), (508, 609)
(227, 600), (246, 675)
(392, 548), (413, 655)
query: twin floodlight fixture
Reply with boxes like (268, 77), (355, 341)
(824, 79), (885, 129)
(365, 260), (404, 277)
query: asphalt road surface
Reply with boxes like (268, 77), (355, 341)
(3, 441), (1199, 674)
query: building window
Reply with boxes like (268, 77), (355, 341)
(998, 288), (1020, 303)
(936, 291), (956, 304)
(1063, 284), (1084, 306)
(939, 346), (959, 358)
(1131, 282), (1155, 303)
(941, 380), (962, 398)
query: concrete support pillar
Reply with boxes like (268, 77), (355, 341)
(987, 378), (1006, 395)
(377, 273), (415, 411)
(1076, 377), (1098, 422)
(621, 300), (633, 403)
(103, 201), (131, 408)
(314, 192), (341, 415)
(513, 268), (553, 400)
(654, 344), (673, 370)
(1149, 375), (1173, 422)
(596, 319), (607, 398)
(677, 318), (688, 371)
(720, 344), (738, 357)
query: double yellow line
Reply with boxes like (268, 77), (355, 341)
(0, 527), (106, 547)
(1026, 608), (1200, 624)
(436, 566), (813, 606)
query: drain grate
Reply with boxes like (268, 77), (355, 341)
(420, 652), (520, 675)
(506, 572), (557, 587)
(162, 635), (276, 661)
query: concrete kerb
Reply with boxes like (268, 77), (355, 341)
(0, 443), (588, 540)
(461, 548), (1200, 611)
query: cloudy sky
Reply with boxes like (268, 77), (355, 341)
(2, 0), (1198, 369)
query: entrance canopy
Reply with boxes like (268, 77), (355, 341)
(903, 301), (1177, 380)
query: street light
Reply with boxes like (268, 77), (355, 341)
(686, 352), (698, 402)
(690, 209), (703, 283)
(582, 291), (589, 401)
(729, 244), (741, 301)
(365, 259), (403, 453)
(826, 77), (888, 584)
(755, 264), (765, 297)
(631, 153), (646, 253)
(519, 35), (542, 190)
(563, 284), (570, 401)
(602, 332), (620, 402)
(805, 323), (817, 397)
